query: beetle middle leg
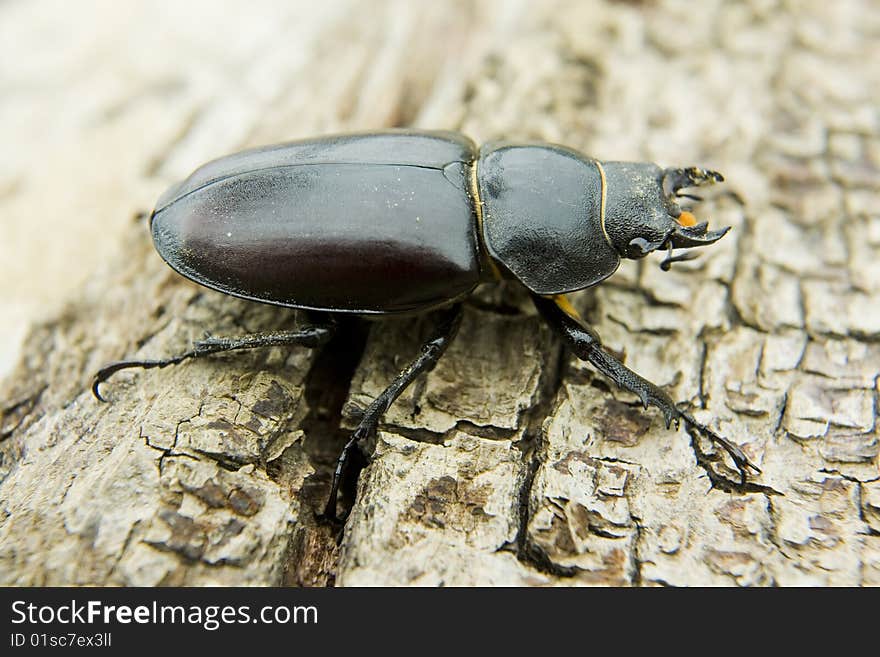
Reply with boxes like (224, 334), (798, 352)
(532, 294), (760, 484)
(92, 312), (336, 401)
(323, 303), (463, 522)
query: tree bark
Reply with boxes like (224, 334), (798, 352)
(1, 0), (878, 586)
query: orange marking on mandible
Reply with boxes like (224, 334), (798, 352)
(677, 211), (697, 227)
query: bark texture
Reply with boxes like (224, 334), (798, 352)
(1, 0), (878, 586)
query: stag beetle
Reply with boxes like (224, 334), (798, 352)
(93, 130), (760, 519)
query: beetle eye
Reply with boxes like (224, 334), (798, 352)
(626, 237), (654, 259)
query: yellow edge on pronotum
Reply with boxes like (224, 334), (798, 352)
(594, 160), (611, 249)
(470, 157), (504, 281)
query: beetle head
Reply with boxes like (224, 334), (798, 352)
(602, 162), (729, 267)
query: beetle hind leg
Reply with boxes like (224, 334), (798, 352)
(92, 313), (337, 401)
(323, 303), (463, 522)
(532, 294), (760, 485)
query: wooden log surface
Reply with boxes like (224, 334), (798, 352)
(1, 0), (878, 586)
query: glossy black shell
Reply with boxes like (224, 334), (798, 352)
(477, 142), (620, 295)
(151, 131), (483, 314)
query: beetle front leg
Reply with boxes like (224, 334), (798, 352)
(92, 313), (337, 401)
(323, 304), (463, 522)
(532, 294), (760, 484)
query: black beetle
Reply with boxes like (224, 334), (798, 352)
(93, 129), (760, 519)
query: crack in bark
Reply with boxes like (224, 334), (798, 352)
(380, 420), (520, 446)
(605, 314), (678, 337)
(630, 516), (645, 586)
(282, 318), (368, 587)
(763, 496), (795, 564)
(0, 386), (46, 442)
(818, 468), (880, 485)
(108, 519), (142, 581)
(511, 319), (576, 577)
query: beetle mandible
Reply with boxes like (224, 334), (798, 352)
(93, 130), (760, 520)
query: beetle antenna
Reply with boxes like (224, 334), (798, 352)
(663, 167), (723, 197)
(660, 242), (699, 271)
